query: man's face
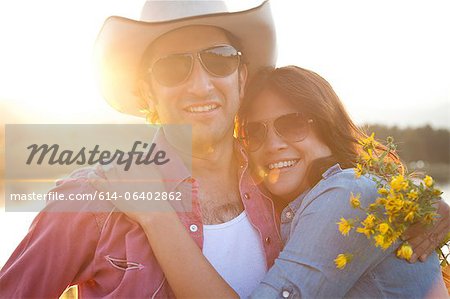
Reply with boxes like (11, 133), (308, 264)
(144, 25), (247, 150)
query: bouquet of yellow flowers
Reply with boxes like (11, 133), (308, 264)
(335, 133), (443, 269)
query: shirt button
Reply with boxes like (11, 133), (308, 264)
(282, 290), (290, 298)
(189, 224), (198, 232)
(285, 211), (293, 219)
(264, 237), (271, 244)
(243, 193), (250, 200)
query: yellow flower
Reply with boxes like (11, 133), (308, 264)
(390, 175), (408, 192)
(337, 218), (353, 236)
(423, 175), (433, 188)
(354, 163), (363, 178)
(374, 234), (385, 248)
(350, 192), (361, 209)
(388, 231), (402, 244)
(375, 197), (387, 205)
(396, 243), (413, 260)
(382, 240), (393, 250)
(335, 253), (353, 270)
(374, 234), (392, 250)
(361, 149), (376, 166)
(378, 223), (390, 235)
(423, 212), (436, 224)
(359, 133), (376, 149)
(401, 201), (417, 221)
(433, 188), (443, 196)
(362, 214), (376, 228)
(378, 188), (389, 196)
(404, 211), (415, 222)
(356, 226), (374, 238)
(406, 189), (418, 200)
(368, 203), (378, 211)
(385, 196), (404, 214)
(334, 135), (443, 272)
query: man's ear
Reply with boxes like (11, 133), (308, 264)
(138, 79), (158, 109)
(138, 79), (160, 123)
(238, 64), (248, 100)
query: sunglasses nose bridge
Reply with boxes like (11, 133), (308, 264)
(264, 121), (289, 151)
(185, 54), (214, 94)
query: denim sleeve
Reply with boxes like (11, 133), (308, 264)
(249, 175), (396, 298)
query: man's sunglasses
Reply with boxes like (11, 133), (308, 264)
(148, 45), (242, 87)
(241, 113), (313, 152)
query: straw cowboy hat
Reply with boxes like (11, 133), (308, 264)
(95, 0), (276, 117)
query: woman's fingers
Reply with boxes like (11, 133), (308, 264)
(88, 163), (177, 219)
(87, 171), (110, 192)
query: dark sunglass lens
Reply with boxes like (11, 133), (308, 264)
(275, 113), (309, 142)
(201, 46), (240, 77)
(244, 122), (266, 151)
(152, 54), (192, 86)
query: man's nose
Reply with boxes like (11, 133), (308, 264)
(185, 57), (214, 97)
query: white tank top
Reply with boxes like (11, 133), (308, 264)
(202, 211), (267, 298)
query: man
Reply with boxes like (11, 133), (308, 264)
(0, 1), (282, 298)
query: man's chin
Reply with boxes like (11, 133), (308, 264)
(191, 130), (230, 153)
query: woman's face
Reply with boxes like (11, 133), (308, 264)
(246, 88), (332, 201)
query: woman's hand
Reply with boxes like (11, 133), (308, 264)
(402, 200), (450, 262)
(88, 163), (174, 224)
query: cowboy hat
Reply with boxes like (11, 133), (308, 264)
(95, 0), (276, 117)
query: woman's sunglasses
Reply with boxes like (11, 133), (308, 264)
(148, 45), (242, 87)
(241, 113), (313, 152)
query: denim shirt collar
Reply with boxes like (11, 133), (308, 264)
(321, 163), (343, 180)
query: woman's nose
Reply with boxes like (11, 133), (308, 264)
(264, 124), (288, 153)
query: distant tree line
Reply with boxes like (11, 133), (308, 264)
(363, 124), (449, 164)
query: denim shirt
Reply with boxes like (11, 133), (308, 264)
(250, 164), (447, 298)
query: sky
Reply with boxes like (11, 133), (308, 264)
(0, 0), (449, 128)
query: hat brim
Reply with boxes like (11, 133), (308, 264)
(94, 0), (276, 117)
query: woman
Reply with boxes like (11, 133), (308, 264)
(97, 66), (447, 298)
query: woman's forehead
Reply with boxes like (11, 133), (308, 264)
(246, 89), (300, 122)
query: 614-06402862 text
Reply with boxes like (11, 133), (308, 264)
(8, 191), (182, 201)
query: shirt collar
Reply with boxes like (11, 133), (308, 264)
(234, 138), (250, 167)
(321, 163), (343, 179)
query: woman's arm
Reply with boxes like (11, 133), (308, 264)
(133, 211), (239, 299)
